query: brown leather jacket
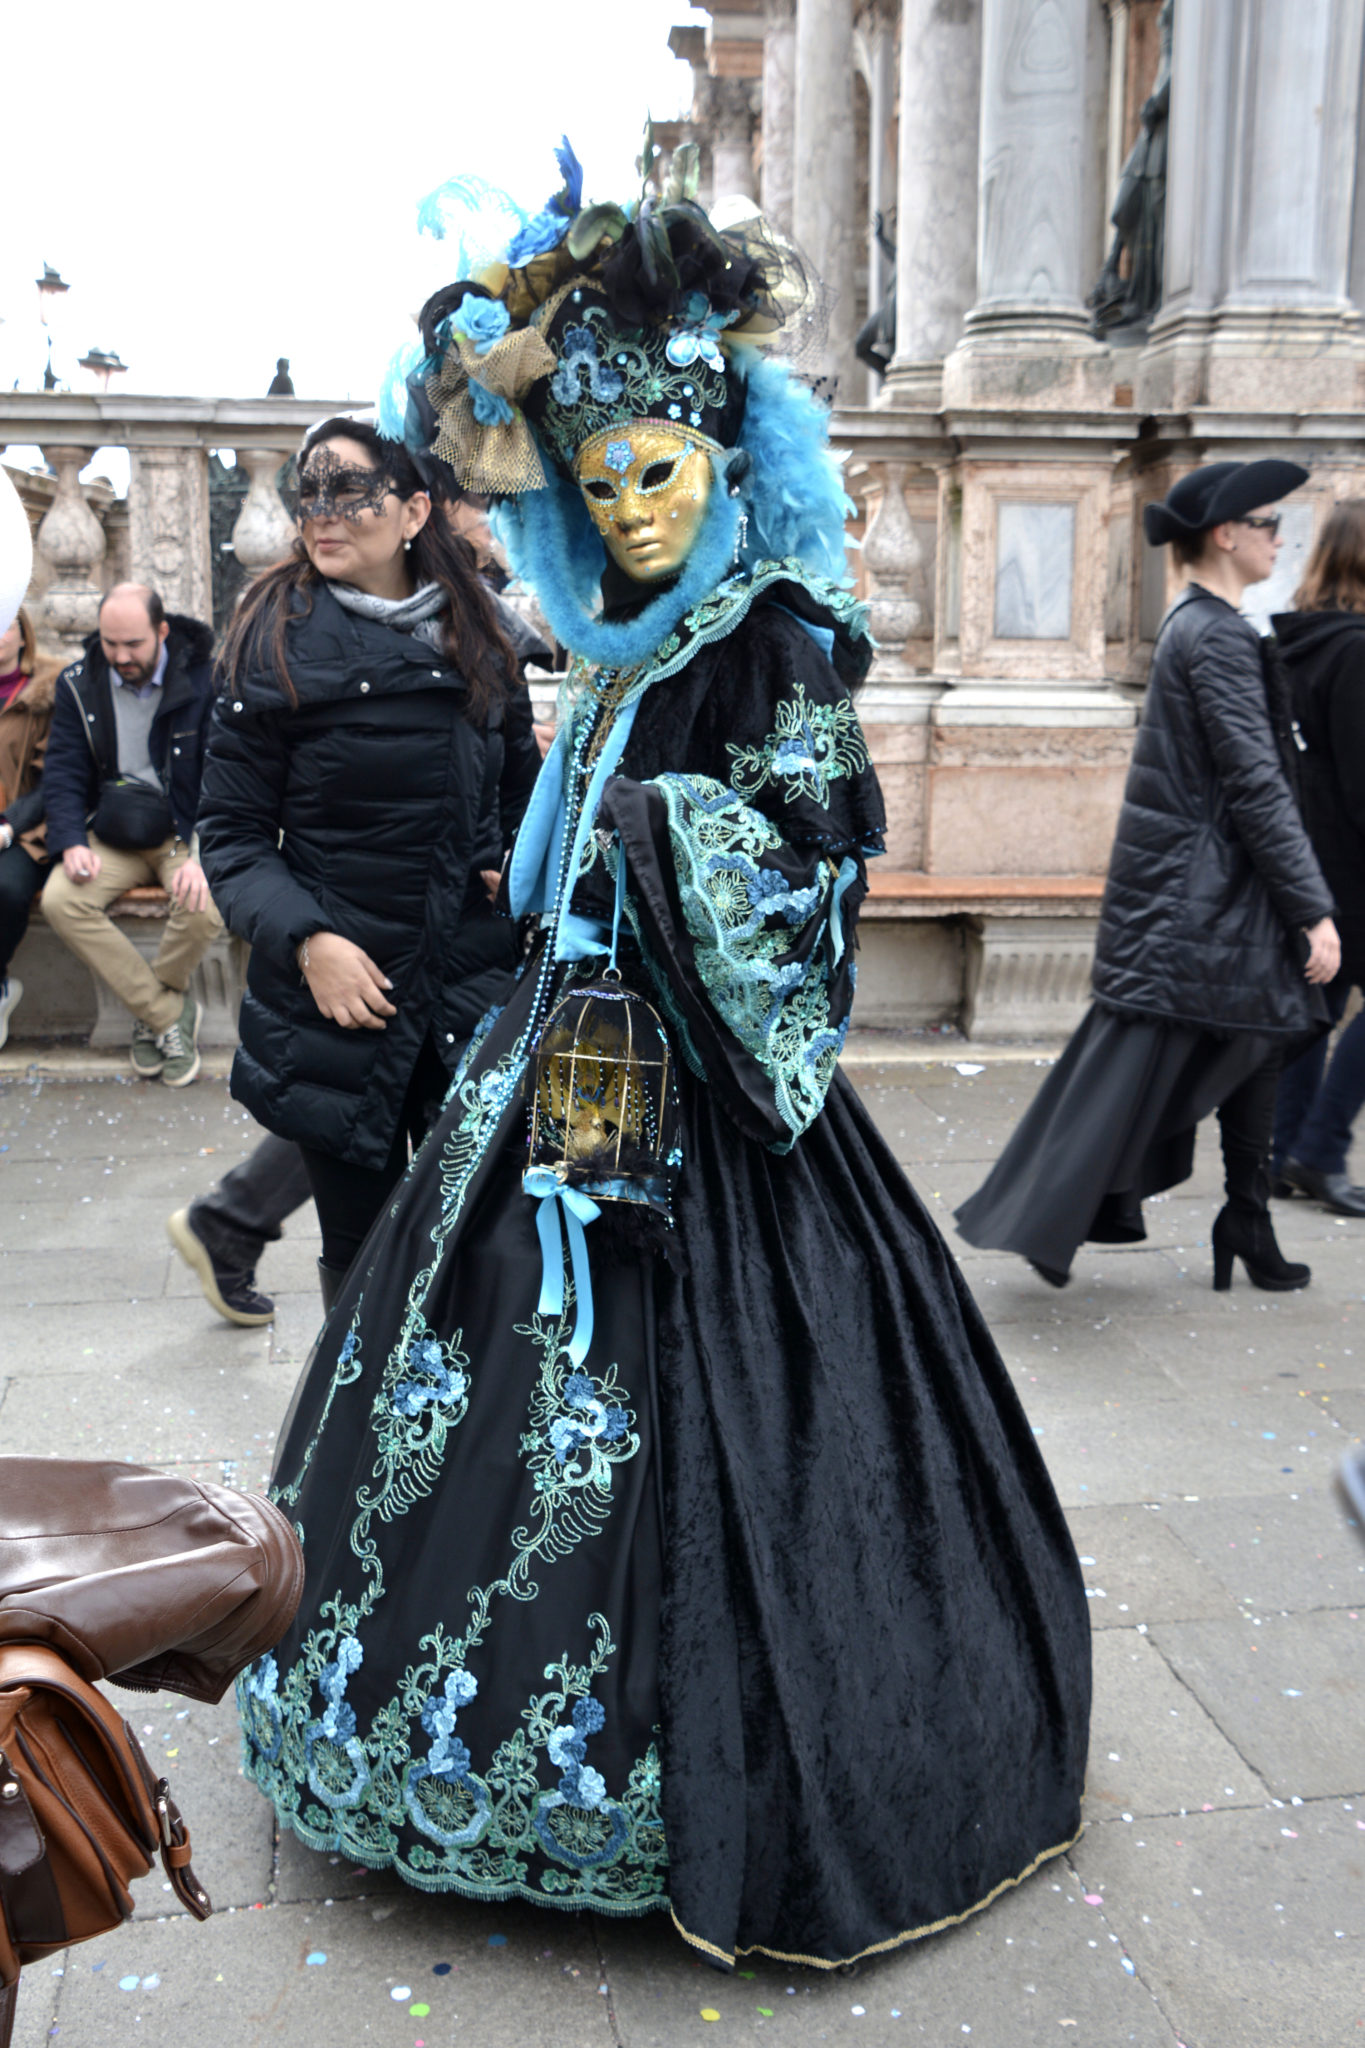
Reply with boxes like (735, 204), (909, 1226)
(0, 659), (60, 859)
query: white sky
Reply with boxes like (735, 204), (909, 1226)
(1, 0), (696, 478)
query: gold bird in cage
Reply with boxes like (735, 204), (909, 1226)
(534, 1012), (648, 1167)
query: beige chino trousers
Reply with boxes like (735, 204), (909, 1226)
(40, 834), (223, 1034)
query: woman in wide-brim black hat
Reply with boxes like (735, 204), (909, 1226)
(957, 459), (1340, 1290)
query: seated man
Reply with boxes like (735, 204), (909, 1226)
(41, 583), (221, 1086)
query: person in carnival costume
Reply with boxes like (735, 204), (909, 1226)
(237, 137), (1091, 1971)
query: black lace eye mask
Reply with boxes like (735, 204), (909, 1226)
(290, 449), (396, 524)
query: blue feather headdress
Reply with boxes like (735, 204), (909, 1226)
(378, 131), (852, 660)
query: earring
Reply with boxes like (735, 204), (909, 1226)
(404, 539), (413, 552)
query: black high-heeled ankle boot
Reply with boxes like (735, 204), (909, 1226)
(1211, 1205), (1311, 1292)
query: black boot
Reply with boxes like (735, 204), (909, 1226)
(317, 1257), (350, 1317)
(1211, 1204), (1311, 1291)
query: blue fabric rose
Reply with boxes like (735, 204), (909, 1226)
(451, 295), (512, 355)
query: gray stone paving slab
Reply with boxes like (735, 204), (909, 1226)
(0, 1246), (177, 1307)
(0, 1298), (271, 1379)
(1159, 1488), (1365, 1614)
(1149, 1611), (1365, 1800)
(273, 1825), (409, 1907)
(42, 1892), (615, 2045)
(1064, 1504), (1243, 1628)
(112, 1684), (275, 1917)
(1085, 1631), (1266, 1822)
(1071, 1802), (1365, 2048)
(0, 1339), (289, 1467)
(597, 1867), (1175, 2048)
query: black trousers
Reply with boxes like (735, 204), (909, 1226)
(1217, 1052), (1281, 1208)
(299, 1036), (456, 1271)
(0, 842), (49, 979)
(189, 1133), (314, 1271)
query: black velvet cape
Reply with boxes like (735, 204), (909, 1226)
(237, 579), (1091, 1968)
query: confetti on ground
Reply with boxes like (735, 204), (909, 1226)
(488, 1933), (508, 1947)
(1120, 1957), (1135, 1975)
(758, 2009), (774, 2018)
(701, 2010), (720, 2023)
(1084, 1893), (1103, 1904)
(390, 1985), (412, 2001)
(306, 1952), (327, 1966)
(118, 1976), (139, 1991)
(954, 1063), (986, 1076)
(851, 2003), (866, 2014)
(433, 1963), (453, 1974)
(410, 2004), (430, 2017)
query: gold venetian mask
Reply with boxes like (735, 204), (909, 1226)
(575, 424), (715, 582)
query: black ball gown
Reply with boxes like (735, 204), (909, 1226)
(238, 561), (1091, 1969)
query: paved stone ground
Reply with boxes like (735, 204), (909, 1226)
(1, 1054), (1362, 2048)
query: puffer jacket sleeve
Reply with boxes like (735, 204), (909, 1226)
(1187, 611), (1333, 929)
(41, 670), (96, 854)
(197, 698), (327, 969)
(1329, 659), (1365, 840)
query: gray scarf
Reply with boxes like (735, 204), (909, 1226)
(330, 579), (448, 651)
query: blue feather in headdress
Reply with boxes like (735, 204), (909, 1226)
(505, 136), (585, 267)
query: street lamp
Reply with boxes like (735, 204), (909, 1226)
(36, 264), (70, 392)
(78, 349), (128, 393)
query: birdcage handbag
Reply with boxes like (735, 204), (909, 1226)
(523, 840), (681, 1367)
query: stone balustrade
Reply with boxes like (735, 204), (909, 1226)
(1, 392), (353, 652)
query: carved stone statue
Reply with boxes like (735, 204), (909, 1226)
(855, 213), (898, 378)
(1089, 0), (1173, 339)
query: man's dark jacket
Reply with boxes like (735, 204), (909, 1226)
(43, 615), (216, 854)
(196, 581), (541, 1170)
(1271, 608), (1365, 987)
(1092, 585), (1333, 1037)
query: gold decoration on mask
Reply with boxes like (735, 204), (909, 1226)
(428, 324), (557, 496)
(574, 423), (716, 584)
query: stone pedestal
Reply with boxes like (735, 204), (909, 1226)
(1139, 0), (1365, 412)
(880, 0), (982, 410)
(127, 447), (212, 622)
(962, 912), (1097, 1037)
(35, 446), (106, 653)
(943, 0), (1110, 409)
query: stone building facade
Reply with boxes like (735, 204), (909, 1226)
(668, 0), (1365, 1034)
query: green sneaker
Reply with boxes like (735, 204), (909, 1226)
(131, 1016), (164, 1077)
(156, 992), (202, 1088)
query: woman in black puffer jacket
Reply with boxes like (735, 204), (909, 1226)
(198, 419), (542, 1300)
(1269, 502), (1365, 1217)
(958, 460), (1339, 1290)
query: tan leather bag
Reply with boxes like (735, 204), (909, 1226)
(0, 1460), (304, 2043)
(0, 1642), (211, 1984)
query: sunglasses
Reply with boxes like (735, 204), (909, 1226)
(1236, 514), (1281, 536)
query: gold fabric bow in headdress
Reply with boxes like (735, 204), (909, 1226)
(428, 323), (557, 496)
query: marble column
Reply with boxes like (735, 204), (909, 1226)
(792, 0), (859, 402)
(880, 0), (983, 409)
(35, 447), (106, 654)
(230, 450), (297, 584)
(761, 0), (797, 234)
(942, 0), (1109, 408)
(1139, 0), (1365, 411)
(699, 75), (758, 204)
(127, 446), (213, 623)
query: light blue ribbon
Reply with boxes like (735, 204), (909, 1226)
(523, 1168), (601, 1368)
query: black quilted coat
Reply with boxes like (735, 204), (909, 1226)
(197, 582), (540, 1168)
(1271, 608), (1365, 986)
(1092, 585), (1332, 1037)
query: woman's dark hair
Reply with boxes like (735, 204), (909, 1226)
(1294, 499), (1365, 613)
(218, 417), (517, 720)
(1170, 529), (1211, 571)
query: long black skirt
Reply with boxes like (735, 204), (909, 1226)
(955, 1002), (1277, 1278)
(239, 963), (1091, 1968)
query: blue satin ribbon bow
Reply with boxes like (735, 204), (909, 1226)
(523, 1168), (601, 1368)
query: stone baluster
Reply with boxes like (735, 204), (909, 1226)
(761, 0), (798, 234)
(861, 463), (923, 677)
(943, 0), (1108, 408)
(36, 447), (106, 654)
(793, 0), (859, 403)
(880, 0), (983, 409)
(231, 450), (297, 585)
